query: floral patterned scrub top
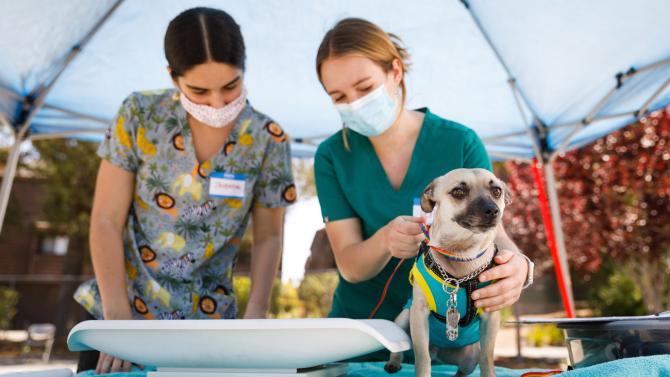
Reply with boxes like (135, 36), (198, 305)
(74, 89), (296, 320)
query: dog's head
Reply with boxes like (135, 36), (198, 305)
(421, 168), (511, 238)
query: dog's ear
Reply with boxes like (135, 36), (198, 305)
(421, 180), (436, 213)
(502, 181), (513, 205)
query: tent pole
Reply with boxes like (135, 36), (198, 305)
(487, 151), (532, 163)
(19, 0), (125, 131)
(486, 140), (534, 149)
(0, 0), (124, 235)
(482, 129), (531, 143)
(543, 159), (576, 316)
(555, 76), (670, 155)
(461, 0), (543, 124)
(509, 79), (545, 160)
(636, 77), (670, 117)
(0, 130), (22, 236)
(552, 111), (638, 130)
(29, 129), (105, 141)
(0, 86), (22, 101)
(41, 104), (111, 126)
(630, 58), (670, 75)
(461, 0), (578, 316)
(531, 159), (576, 317)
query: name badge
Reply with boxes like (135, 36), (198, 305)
(209, 172), (246, 198)
(413, 197), (433, 225)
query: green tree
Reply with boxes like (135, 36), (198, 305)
(503, 107), (670, 313)
(270, 280), (303, 318)
(298, 272), (339, 317)
(0, 287), (19, 330)
(28, 139), (99, 239)
(27, 139), (100, 333)
(234, 276), (252, 317)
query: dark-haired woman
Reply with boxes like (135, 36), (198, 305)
(74, 7), (295, 373)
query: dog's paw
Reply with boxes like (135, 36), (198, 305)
(383, 362), (402, 374)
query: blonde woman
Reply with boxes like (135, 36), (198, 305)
(314, 18), (533, 361)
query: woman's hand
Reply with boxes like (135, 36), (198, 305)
(96, 352), (141, 374)
(382, 216), (426, 259)
(96, 309), (143, 374)
(471, 249), (529, 312)
(243, 305), (268, 319)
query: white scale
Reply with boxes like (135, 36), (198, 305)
(67, 318), (411, 377)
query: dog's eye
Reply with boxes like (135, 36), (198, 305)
(491, 187), (502, 198)
(451, 188), (467, 199)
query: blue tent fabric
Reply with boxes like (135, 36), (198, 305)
(1, 0), (669, 159)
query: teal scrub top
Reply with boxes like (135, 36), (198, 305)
(314, 108), (492, 324)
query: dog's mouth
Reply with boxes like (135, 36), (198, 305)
(453, 216), (499, 233)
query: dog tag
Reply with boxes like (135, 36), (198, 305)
(445, 288), (460, 341)
(446, 307), (460, 341)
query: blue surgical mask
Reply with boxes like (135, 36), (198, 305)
(335, 84), (399, 137)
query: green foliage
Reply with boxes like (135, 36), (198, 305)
(234, 272), (339, 318)
(526, 324), (565, 347)
(586, 256), (647, 317)
(0, 287), (19, 330)
(503, 109), (670, 312)
(298, 272), (339, 317)
(1, 194), (23, 232)
(234, 276), (251, 317)
(28, 139), (100, 239)
(499, 306), (513, 324)
(270, 280), (303, 318)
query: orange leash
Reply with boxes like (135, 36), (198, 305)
(368, 258), (405, 319)
(368, 221), (430, 319)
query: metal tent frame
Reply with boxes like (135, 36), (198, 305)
(0, 0), (123, 234)
(1, 0), (669, 318)
(459, 0), (670, 316)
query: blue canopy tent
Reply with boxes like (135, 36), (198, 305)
(1, 0), (669, 316)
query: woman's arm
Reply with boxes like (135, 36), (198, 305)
(90, 160), (137, 373)
(325, 216), (425, 283)
(472, 223), (531, 312)
(90, 160), (135, 320)
(244, 206), (285, 319)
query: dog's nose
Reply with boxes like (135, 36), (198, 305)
(483, 202), (499, 219)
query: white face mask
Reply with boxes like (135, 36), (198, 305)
(180, 88), (247, 128)
(334, 84), (399, 137)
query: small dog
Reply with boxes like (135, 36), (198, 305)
(386, 168), (511, 377)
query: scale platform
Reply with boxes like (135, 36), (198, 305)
(509, 313), (670, 369)
(67, 318), (411, 376)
